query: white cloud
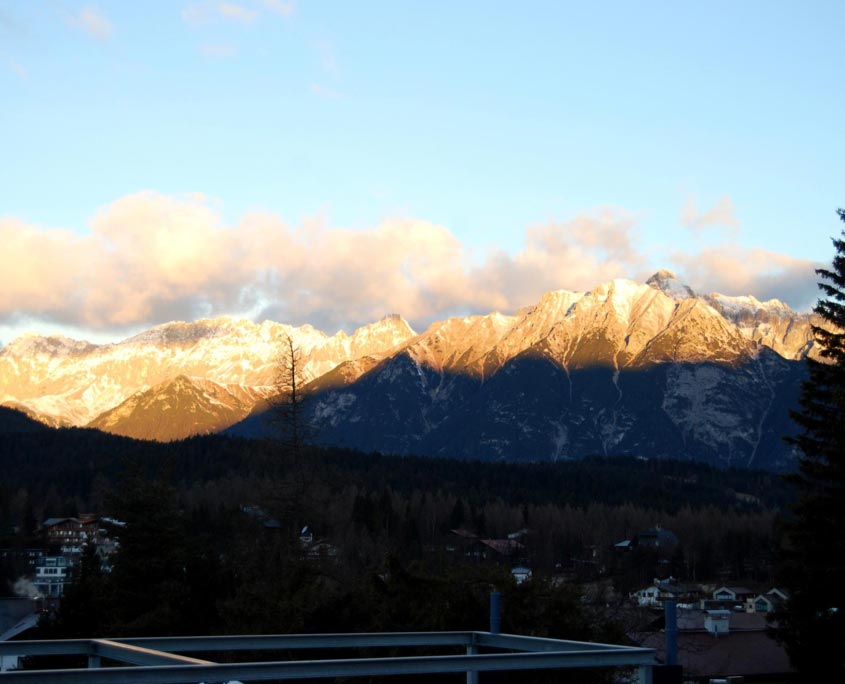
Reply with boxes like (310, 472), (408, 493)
(182, 2), (262, 26)
(681, 195), (741, 233)
(0, 192), (821, 339)
(68, 5), (113, 42)
(673, 245), (821, 311)
(262, 0), (295, 18)
(218, 2), (259, 24)
(181, 4), (210, 25)
(0, 195), (647, 333)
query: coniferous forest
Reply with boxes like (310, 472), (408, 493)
(1, 415), (789, 648)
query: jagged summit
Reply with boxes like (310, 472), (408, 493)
(646, 269), (696, 300)
(706, 292), (792, 317)
(4, 333), (99, 357)
(1, 273), (816, 452)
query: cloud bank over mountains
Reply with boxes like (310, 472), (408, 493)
(0, 191), (822, 339)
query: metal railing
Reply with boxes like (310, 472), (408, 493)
(0, 631), (656, 683)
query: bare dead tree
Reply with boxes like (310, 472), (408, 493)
(267, 332), (319, 543)
(270, 332), (313, 466)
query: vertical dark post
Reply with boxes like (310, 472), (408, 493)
(489, 591), (501, 635)
(665, 600), (678, 666)
(466, 636), (478, 684)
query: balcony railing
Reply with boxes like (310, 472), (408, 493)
(0, 630), (655, 683)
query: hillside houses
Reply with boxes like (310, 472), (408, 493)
(631, 578), (790, 616)
(447, 528), (527, 566)
(632, 577), (702, 607)
(1, 515), (120, 601)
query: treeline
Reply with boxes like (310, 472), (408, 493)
(0, 415), (793, 526)
(1, 428), (787, 585)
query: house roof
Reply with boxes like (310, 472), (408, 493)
(0, 612), (39, 642)
(753, 594), (785, 608)
(714, 586), (754, 595)
(638, 527), (680, 546)
(42, 518), (71, 527)
(637, 629), (792, 677)
(656, 580), (701, 596)
(450, 528), (478, 539)
(42, 516), (98, 527)
(479, 539), (523, 555)
(767, 587), (790, 600)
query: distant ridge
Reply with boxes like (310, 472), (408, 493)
(0, 272), (818, 469)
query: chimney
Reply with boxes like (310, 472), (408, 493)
(704, 610), (730, 636)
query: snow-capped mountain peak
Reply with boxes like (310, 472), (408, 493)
(646, 269), (696, 300)
(0, 274), (817, 451)
(706, 293), (792, 318)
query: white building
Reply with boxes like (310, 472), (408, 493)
(34, 556), (70, 597)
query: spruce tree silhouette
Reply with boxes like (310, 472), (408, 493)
(777, 209), (845, 677)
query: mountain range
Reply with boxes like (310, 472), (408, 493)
(0, 271), (818, 470)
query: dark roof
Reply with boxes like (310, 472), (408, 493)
(42, 517), (71, 526)
(655, 579), (701, 596)
(638, 527), (680, 547)
(449, 528), (478, 539)
(479, 539), (523, 555)
(637, 630), (792, 677)
(714, 586), (754, 595)
(767, 587), (790, 600)
(42, 516), (98, 527)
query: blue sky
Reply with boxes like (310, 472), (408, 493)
(1, 1), (843, 342)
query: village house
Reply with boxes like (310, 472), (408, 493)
(701, 585), (757, 611)
(33, 556), (70, 598)
(632, 577), (703, 608)
(42, 515), (100, 552)
(446, 528), (530, 581)
(745, 587), (790, 614)
(615, 526), (680, 555)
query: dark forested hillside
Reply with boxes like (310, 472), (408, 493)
(0, 409), (792, 515)
(1, 406), (792, 669)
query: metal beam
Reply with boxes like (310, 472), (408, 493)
(475, 632), (645, 652)
(475, 632), (636, 652)
(466, 644), (479, 684)
(0, 640), (90, 657)
(90, 640), (214, 667)
(0, 648), (656, 683)
(118, 630), (474, 652)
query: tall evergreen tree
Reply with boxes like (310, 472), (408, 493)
(777, 209), (845, 676)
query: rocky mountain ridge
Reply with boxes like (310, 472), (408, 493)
(0, 314), (416, 430)
(0, 272), (818, 466)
